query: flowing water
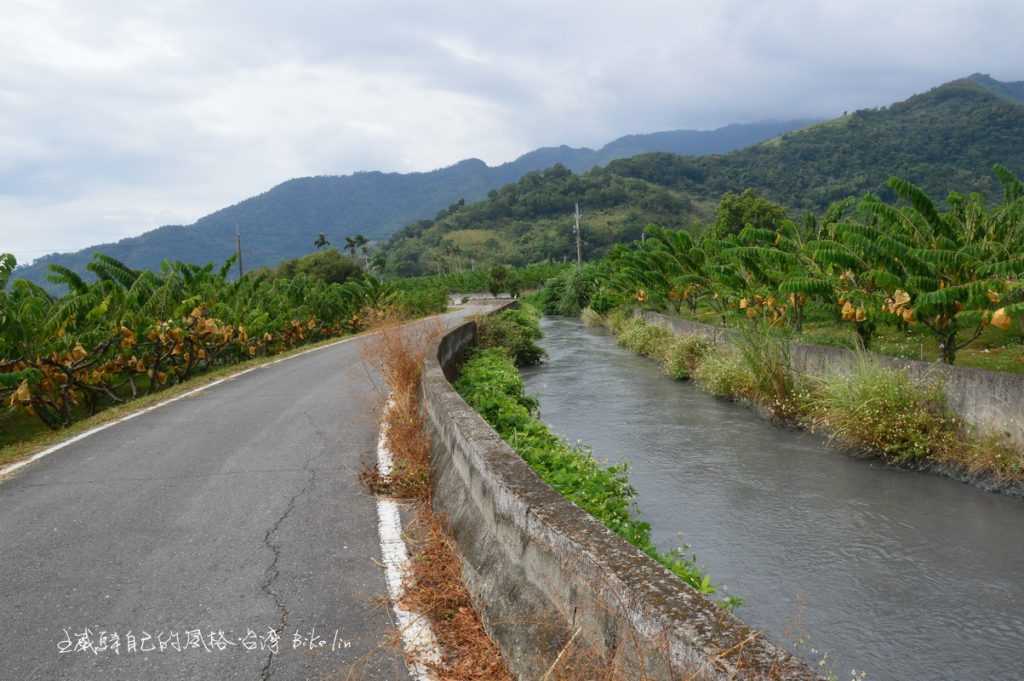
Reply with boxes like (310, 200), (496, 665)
(520, 317), (1024, 681)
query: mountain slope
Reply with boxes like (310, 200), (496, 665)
(383, 76), (1024, 275)
(968, 73), (1024, 104)
(13, 120), (810, 290)
(383, 164), (699, 276)
(607, 76), (1024, 209)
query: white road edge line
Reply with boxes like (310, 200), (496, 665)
(0, 334), (361, 481)
(375, 397), (442, 681)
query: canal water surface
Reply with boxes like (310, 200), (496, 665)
(520, 317), (1024, 681)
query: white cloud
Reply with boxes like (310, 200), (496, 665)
(1, 0), (1022, 264)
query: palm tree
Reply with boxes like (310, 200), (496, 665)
(343, 237), (358, 257)
(313, 233), (329, 249)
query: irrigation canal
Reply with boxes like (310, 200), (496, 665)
(520, 316), (1024, 681)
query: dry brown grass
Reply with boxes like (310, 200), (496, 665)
(360, 320), (442, 499)
(942, 430), (1024, 482)
(401, 506), (515, 681)
(358, 317), (517, 680)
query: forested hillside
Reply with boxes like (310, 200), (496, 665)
(383, 165), (699, 275)
(384, 76), (1024, 275)
(13, 121), (808, 293)
(609, 77), (1024, 209)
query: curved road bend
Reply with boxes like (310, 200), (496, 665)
(0, 305), (493, 681)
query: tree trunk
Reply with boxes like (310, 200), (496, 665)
(940, 332), (958, 364)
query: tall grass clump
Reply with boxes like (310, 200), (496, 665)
(813, 356), (958, 463)
(615, 319), (673, 360)
(580, 306), (604, 328)
(734, 323), (802, 415)
(603, 308), (632, 334)
(661, 335), (712, 380)
(692, 346), (755, 399)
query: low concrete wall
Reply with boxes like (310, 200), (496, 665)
(420, 319), (820, 680)
(638, 310), (1024, 449)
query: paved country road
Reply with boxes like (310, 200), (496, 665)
(0, 305), (491, 681)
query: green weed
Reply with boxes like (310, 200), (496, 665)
(455, 348), (722, 601)
(615, 319), (673, 359)
(661, 335), (712, 380)
(813, 356), (958, 463)
(476, 303), (545, 367)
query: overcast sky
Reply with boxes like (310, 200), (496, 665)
(3, 0), (1023, 264)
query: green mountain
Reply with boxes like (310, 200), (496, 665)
(13, 120), (810, 291)
(608, 76), (1024, 209)
(968, 73), (1024, 104)
(383, 164), (700, 276)
(381, 76), (1024, 275)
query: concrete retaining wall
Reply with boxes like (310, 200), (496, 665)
(637, 310), (1024, 449)
(420, 318), (820, 680)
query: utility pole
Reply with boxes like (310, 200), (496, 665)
(235, 224), (244, 279)
(573, 202), (582, 269)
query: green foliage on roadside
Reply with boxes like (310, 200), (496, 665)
(476, 304), (545, 367)
(391, 262), (567, 300)
(0, 251), (405, 433)
(455, 348), (722, 599)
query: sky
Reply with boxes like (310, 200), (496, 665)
(3, 0), (1023, 265)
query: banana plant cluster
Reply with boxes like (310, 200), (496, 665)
(603, 167), (1024, 363)
(0, 253), (397, 429)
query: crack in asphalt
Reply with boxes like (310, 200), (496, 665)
(258, 413), (331, 680)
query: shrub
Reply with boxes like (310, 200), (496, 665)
(814, 357), (959, 462)
(693, 347), (755, 398)
(588, 287), (619, 315)
(476, 304), (545, 367)
(615, 319), (673, 359)
(538, 265), (600, 316)
(661, 335), (712, 380)
(488, 265), (510, 297)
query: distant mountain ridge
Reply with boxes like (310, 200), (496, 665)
(13, 120), (813, 291)
(968, 73), (1024, 104)
(382, 74), (1024, 275)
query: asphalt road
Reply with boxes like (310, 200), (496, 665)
(0, 306), (489, 681)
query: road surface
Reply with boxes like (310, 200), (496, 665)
(0, 306), (489, 681)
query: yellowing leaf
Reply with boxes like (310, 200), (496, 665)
(11, 379), (31, 405)
(991, 307), (1012, 331)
